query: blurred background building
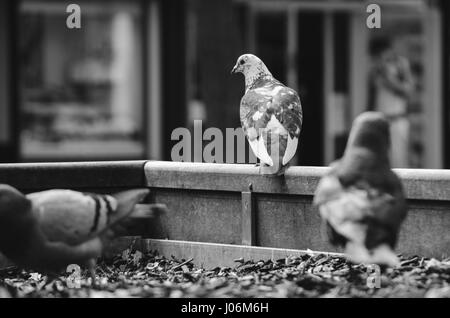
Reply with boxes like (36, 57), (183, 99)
(0, 0), (449, 168)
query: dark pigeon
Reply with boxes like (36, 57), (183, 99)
(314, 112), (407, 267)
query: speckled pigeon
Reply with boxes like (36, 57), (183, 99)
(0, 185), (149, 276)
(232, 54), (303, 175)
(313, 112), (407, 267)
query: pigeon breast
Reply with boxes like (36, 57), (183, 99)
(315, 174), (393, 245)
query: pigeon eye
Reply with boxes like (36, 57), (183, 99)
(240, 59), (245, 65)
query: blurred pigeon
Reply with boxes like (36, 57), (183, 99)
(232, 54), (302, 175)
(0, 185), (149, 278)
(314, 112), (407, 267)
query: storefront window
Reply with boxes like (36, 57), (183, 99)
(19, 1), (144, 161)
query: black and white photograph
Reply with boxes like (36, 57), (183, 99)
(0, 0), (449, 303)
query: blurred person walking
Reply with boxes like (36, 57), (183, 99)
(369, 37), (414, 168)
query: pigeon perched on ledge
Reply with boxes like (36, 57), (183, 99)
(314, 112), (407, 267)
(0, 185), (149, 276)
(232, 53), (303, 175)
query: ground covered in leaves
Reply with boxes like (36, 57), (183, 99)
(0, 247), (449, 298)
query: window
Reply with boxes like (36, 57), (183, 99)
(19, 1), (145, 161)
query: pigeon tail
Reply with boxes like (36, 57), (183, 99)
(259, 161), (288, 176)
(102, 189), (150, 232)
(344, 241), (372, 264)
(130, 203), (168, 219)
(345, 242), (399, 267)
(369, 244), (400, 267)
(258, 131), (290, 176)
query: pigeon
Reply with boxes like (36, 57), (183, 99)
(313, 112), (407, 267)
(0, 185), (150, 277)
(232, 53), (302, 175)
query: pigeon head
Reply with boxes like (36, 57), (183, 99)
(345, 111), (391, 156)
(231, 54), (272, 89)
(0, 184), (32, 228)
(0, 184), (34, 253)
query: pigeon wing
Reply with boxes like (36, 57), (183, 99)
(240, 89), (274, 166)
(270, 86), (303, 165)
(27, 190), (117, 244)
(28, 189), (149, 244)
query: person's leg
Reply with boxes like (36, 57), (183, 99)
(389, 118), (410, 168)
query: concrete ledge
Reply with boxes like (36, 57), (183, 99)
(0, 160), (147, 191)
(144, 161), (450, 258)
(145, 161), (324, 196)
(0, 161), (448, 260)
(145, 161), (450, 201)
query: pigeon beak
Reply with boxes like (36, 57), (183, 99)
(231, 65), (238, 74)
